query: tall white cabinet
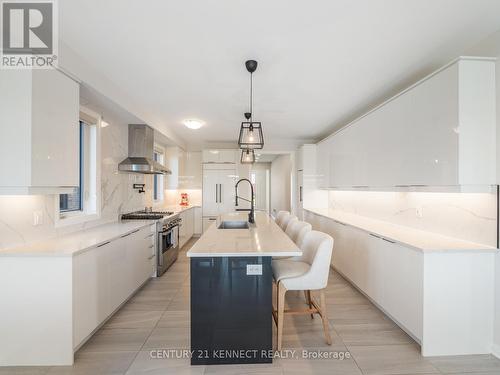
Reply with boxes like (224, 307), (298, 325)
(0, 69), (80, 194)
(202, 164), (237, 232)
(316, 57), (496, 188)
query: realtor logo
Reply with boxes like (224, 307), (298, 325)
(1, 0), (58, 68)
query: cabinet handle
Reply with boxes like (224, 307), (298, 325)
(369, 233), (381, 239)
(121, 229), (139, 238)
(148, 254), (155, 260)
(382, 237), (396, 244)
(208, 218), (216, 221)
(148, 244), (154, 248)
(97, 241), (110, 248)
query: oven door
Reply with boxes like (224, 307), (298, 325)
(158, 225), (179, 273)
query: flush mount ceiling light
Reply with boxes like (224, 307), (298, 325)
(238, 60), (264, 150)
(183, 119), (204, 130)
(241, 149), (256, 164)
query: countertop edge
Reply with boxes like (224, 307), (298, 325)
(0, 221), (155, 257)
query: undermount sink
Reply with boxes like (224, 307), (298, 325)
(218, 220), (250, 229)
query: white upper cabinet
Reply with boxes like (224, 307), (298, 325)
(317, 57), (496, 188)
(180, 151), (202, 189)
(202, 149), (237, 164)
(0, 69), (80, 194)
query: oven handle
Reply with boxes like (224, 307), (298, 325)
(159, 224), (180, 234)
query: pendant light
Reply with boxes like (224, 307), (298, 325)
(240, 149), (256, 164)
(238, 60), (264, 150)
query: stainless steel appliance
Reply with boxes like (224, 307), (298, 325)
(118, 124), (172, 175)
(157, 216), (181, 276)
(121, 209), (181, 276)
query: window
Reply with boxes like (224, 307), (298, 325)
(57, 109), (100, 225)
(59, 122), (84, 213)
(153, 149), (165, 203)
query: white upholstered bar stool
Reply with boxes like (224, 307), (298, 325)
(285, 220), (312, 248)
(279, 214), (297, 231)
(275, 211), (290, 228)
(272, 231), (334, 350)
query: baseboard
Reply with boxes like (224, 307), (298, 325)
(492, 343), (500, 359)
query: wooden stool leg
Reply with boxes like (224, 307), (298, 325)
(277, 282), (287, 351)
(319, 289), (332, 345)
(306, 290), (314, 319)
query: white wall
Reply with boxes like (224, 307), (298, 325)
(251, 163), (271, 212)
(270, 154), (291, 216)
(493, 56), (500, 357)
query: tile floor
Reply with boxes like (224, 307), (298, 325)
(4, 237), (500, 375)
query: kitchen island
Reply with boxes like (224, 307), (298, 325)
(187, 211), (301, 365)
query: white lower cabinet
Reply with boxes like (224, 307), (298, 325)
(203, 216), (217, 232)
(73, 225), (155, 348)
(304, 209), (494, 356)
(194, 207), (202, 235)
(179, 208), (195, 248)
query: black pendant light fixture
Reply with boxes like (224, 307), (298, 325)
(240, 149), (256, 164)
(238, 60), (264, 150)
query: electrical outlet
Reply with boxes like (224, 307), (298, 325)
(416, 206), (423, 218)
(246, 264), (262, 275)
(33, 210), (44, 226)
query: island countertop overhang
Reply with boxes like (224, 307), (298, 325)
(186, 212), (302, 257)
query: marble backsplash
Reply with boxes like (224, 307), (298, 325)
(0, 118), (151, 250)
(326, 190), (497, 247)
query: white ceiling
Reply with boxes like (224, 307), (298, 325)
(60, 0), (500, 150)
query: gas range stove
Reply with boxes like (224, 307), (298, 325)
(121, 210), (174, 221)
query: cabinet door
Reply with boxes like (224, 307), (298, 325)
(194, 207), (202, 235)
(184, 151), (202, 189)
(179, 212), (188, 248)
(296, 171), (303, 220)
(218, 169), (237, 214)
(202, 169), (219, 216)
(31, 70), (80, 187)
(108, 236), (131, 312)
(73, 246), (108, 348)
(316, 140), (330, 188)
(186, 208), (194, 240)
(203, 217), (217, 232)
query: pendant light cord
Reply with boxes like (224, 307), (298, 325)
(249, 72), (253, 121)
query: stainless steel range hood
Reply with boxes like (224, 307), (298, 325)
(118, 124), (171, 175)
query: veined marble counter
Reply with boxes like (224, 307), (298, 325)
(187, 211), (301, 257)
(305, 207), (497, 253)
(0, 220), (155, 257)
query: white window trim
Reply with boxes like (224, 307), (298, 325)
(55, 105), (102, 228)
(153, 145), (165, 205)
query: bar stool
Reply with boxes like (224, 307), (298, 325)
(279, 214), (297, 231)
(285, 220), (312, 248)
(272, 231), (334, 350)
(275, 211), (290, 228)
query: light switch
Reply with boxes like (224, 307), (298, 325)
(246, 264), (262, 275)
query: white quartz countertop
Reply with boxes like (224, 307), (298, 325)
(187, 211), (302, 257)
(0, 220), (155, 257)
(305, 208), (497, 253)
